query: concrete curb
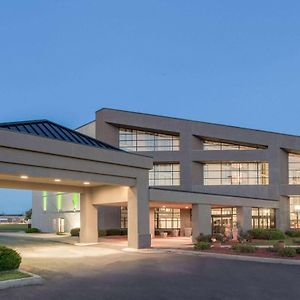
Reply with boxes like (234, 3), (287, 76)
(136, 248), (300, 266)
(0, 270), (43, 290)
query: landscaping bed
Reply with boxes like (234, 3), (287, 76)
(200, 246), (300, 260)
(193, 229), (300, 260)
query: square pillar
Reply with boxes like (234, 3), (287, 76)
(192, 204), (211, 242)
(180, 208), (192, 236)
(276, 196), (289, 232)
(149, 208), (155, 238)
(237, 206), (252, 233)
(79, 190), (98, 244)
(127, 177), (151, 249)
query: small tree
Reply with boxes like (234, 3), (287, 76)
(24, 208), (32, 220)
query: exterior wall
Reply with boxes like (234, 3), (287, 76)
(95, 108), (298, 203)
(76, 121), (96, 138)
(32, 191), (121, 232)
(94, 108), (300, 232)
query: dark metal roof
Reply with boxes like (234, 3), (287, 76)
(0, 119), (121, 151)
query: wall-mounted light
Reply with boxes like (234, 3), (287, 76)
(20, 175), (28, 179)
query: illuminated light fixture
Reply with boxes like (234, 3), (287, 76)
(83, 182), (90, 185)
(295, 205), (300, 211)
(185, 206), (189, 209)
(54, 179), (61, 182)
(20, 175), (28, 179)
(162, 205), (166, 208)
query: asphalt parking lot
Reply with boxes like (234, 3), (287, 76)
(0, 234), (300, 300)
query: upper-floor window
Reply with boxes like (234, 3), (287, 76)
(149, 163), (180, 186)
(289, 154), (300, 184)
(119, 128), (179, 151)
(203, 162), (269, 185)
(203, 140), (260, 151)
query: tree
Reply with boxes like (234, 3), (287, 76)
(24, 209), (32, 220)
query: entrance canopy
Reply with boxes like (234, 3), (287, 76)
(0, 120), (152, 192)
(0, 120), (153, 249)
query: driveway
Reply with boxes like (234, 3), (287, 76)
(0, 234), (300, 300)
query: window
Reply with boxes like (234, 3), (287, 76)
(211, 207), (237, 234)
(289, 154), (300, 184)
(203, 140), (261, 151)
(204, 162), (269, 185)
(119, 128), (180, 151)
(121, 207), (128, 228)
(290, 197), (300, 229)
(149, 164), (180, 186)
(252, 208), (276, 229)
(155, 208), (181, 229)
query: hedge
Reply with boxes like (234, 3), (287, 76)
(248, 228), (285, 240)
(70, 228), (128, 237)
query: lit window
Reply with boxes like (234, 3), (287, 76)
(149, 164), (180, 186)
(290, 196), (300, 229)
(203, 140), (262, 151)
(204, 162), (269, 185)
(119, 128), (180, 151)
(289, 154), (300, 184)
(251, 208), (276, 229)
(155, 208), (181, 229)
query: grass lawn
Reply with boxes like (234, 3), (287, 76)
(0, 224), (28, 232)
(0, 270), (31, 281)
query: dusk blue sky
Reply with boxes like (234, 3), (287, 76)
(1, 1), (300, 213)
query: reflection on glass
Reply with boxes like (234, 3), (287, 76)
(204, 162), (269, 185)
(119, 128), (180, 151)
(203, 140), (261, 151)
(149, 164), (180, 186)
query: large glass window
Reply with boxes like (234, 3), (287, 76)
(119, 128), (180, 152)
(203, 140), (261, 151)
(149, 164), (180, 186)
(290, 196), (300, 229)
(155, 208), (181, 229)
(252, 208), (276, 229)
(289, 154), (300, 184)
(211, 207), (237, 234)
(204, 162), (269, 185)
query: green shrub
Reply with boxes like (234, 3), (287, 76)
(70, 228), (80, 237)
(278, 247), (297, 257)
(195, 233), (211, 243)
(292, 239), (300, 245)
(285, 230), (300, 238)
(98, 230), (107, 237)
(105, 229), (122, 236)
(232, 244), (256, 253)
(0, 246), (22, 271)
(120, 228), (127, 236)
(295, 248), (300, 254)
(248, 228), (285, 240)
(269, 229), (286, 240)
(194, 242), (211, 250)
(25, 228), (40, 234)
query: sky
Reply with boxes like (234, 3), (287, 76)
(1, 1), (300, 213)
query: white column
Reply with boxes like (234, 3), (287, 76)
(192, 204), (211, 242)
(237, 206), (252, 233)
(149, 208), (155, 238)
(127, 176), (151, 249)
(79, 190), (98, 244)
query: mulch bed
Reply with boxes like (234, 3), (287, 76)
(201, 247), (300, 260)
